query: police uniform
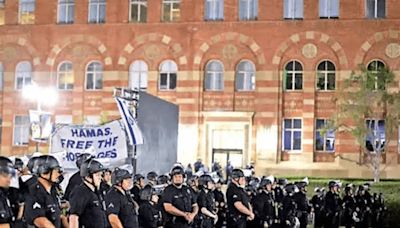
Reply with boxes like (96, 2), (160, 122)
(105, 186), (138, 228)
(342, 193), (356, 228)
(252, 190), (274, 228)
(226, 183), (250, 228)
(310, 193), (325, 228)
(100, 181), (111, 198)
(197, 189), (216, 228)
(69, 183), (108, 228)
(162, 184), (196, 228)
(131, 184), (142, 204)
(293, 191), (310, 228)
(24, 182), (61, 228)
(0, 187), (14, 225)
(213, 188), (226, 228)
(64, 171), (81, 201)
(281, 194), (297, 228)
(324, 190), (341, 228)
(138, 201), (162, 228)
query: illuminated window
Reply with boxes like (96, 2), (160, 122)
(162, 0), (180, 22)
(19, 0), (35, 24)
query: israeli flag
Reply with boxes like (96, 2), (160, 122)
(115, 97), (144, 145)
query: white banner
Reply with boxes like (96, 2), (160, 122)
(50, 120), (128, 170)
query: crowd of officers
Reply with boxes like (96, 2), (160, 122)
(0, 153), (388, 228)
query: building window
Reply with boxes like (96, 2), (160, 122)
(284, 60), (303, 91)
(129, 60), (148, 91)
(15, 61), (32, 90)
(85, 61), (103, 90)
(88, 0), (106, 23)
(57, 62), (74, 90)
(159, 60), (177, 91)
(205, 60), (224, 91)
(315, 119), (335, 152)
(19, 0), (35, 24)
(13, 115), (30, 146)
(162, 0), (180, 22)
(283, 119), (302, 151)
(319, 0), (339, 19)
(0, 63), (3, 90)
(55, 115), (73, 124)
(366, 119), (385, 152)
(0, 0), (5, 25)
(317, 60), (335, 91)
(58, 0), (74, 24)
(204, 0), (224, 21)
(236, 60), (255, 91)
(367, 60), (386, 90)
(239, 0), (258, 20)
(129, 0), (147, 23)
(284, 0), (303, 19)
(366, 0), (385, 19)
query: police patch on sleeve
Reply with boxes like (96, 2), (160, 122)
(108, 203), (114, 208)
(233, 194), (238, 199)
(33, 202), (41, 209)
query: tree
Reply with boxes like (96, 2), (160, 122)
(326, 64), (400, 182)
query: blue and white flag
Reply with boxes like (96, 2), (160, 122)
(115, 97), (144, 145)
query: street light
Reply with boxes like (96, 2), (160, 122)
(22, 82), (58, 151)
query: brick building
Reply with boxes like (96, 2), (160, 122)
(0, 0), (399, 178)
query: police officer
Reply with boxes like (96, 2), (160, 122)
(324, 181), (341, 228)
(147, 171), (158, 186)
(226, 169), (254, 228)
(197, 174), (217, 228)
(0, 157), (16, 227)
(25, 155), (66, 228)
(281, 183), (299, 228)
(64, 153), (91, 201)
(342, 184), (356, 228)
(138, 185), (162, 228)
(131, 173), (145, 204)
(293, 179), (311, 228)
(69, 158), (108, 228)
(100, 169), (112, 197)
(105, 168), (138, 228)
(162, 164), (198, 228)
(252, 177), (275, 228)
(310, 188), (325, 228)
(213, 179), (226, 228)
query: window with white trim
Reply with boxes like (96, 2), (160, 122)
(284, 60), (303, 90)
(315, 119), (335, 152)
(319, 0), (339, 19)
(204, 0), (224, 21)
(205, 60), (224, 91)
(129, 0), (147, 22)
(129, 60), (148, 91)
(19, 0), (35, 24)
(162, 0), (180, 22)
(15, 61), (32, 90)
(366, 0), (385, 19)
(13, 115), (30, 146)
(365, 119), (385, 152)
(85, 61), (103, 90)
(284, 0), (303, 19)
(236, 60), (255, 91)
(367, 60), (386, 90)
(283, 119), (302, 151)
(88, 0), (106, 23)
(0, 0), (5, 25)
(159, 60), (177, 91)
(316, 60), (335, 91)
(58, 0), (75, 24)
(239, 0), (258, 20)
(57, 62), (74, 90)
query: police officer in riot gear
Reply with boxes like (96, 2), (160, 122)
(100, 168), (112, 197)
(213, 179), (226, 228)
(147, 171), (158, 186)
(0, 157), (16, 227)
(324, 181), (341, 228)
(293, 179), (311, 228)
(25, 155), (67, 228)
(64, 153), (91, 201)
(342, 184), (356, 228)
(226, 169), (254, 228)
(162, 164), (198, 228)
(138, 185), (162, 228)
(310, 188), (325, 228)
(281, 183), (299, 228)
(69, 158), (108, 228)
(252, 177), (275, 228)
(131, 173), (145, 204)
(197, 174), (217, 228)
(105, 168), (138, 228)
